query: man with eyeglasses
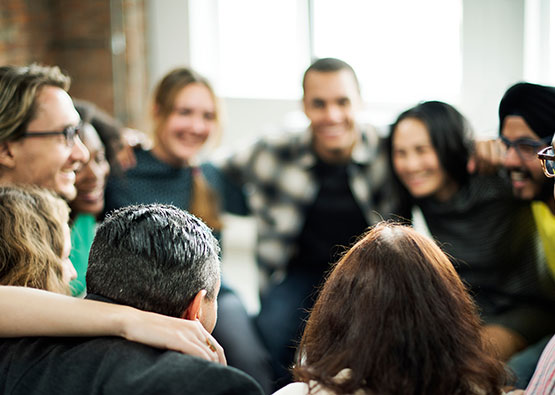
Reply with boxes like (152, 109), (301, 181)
(0, 64), (89, 201)
(494, 82), (555, 388)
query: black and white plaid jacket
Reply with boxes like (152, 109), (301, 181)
(218, 127), (400, 284)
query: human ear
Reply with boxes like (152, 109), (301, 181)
(182, 289), (207, 320)
(0, 141), (16, 169)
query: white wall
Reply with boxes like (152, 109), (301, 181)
(459, 0), (525, 137)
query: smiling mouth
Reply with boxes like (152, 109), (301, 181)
(404, 172), (432, 185)
(60, 169), (76, 181)
(509, 169), (530, 182)
(78, 186), (105, 202)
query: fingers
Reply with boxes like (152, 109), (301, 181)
(469, 139), (504, 174)
(173, 319), (226, 365)
(206, 332), (227, 365)
(116, 145), (138, 171)
(122, 309), (227, 365)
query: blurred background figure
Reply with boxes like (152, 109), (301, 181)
(388, 100), (555, 386)
(218, 58), (399, 390)
(70, 99), (123, 296)
(496, 82), (555, 388)
(103, 67), (272, 393)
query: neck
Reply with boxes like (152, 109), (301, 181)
(315, 148), (352, 164)
(151, 144), (188, 168)
(313, 136), (358, 165)
(432, 179), (460, 202)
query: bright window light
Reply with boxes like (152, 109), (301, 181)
(190, 0), (462, 109)
(213, 0), (309, 99)
(313, 0), (462, 105)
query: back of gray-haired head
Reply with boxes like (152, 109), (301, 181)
(87, 204), (221, 318)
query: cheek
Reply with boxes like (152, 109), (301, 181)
(425, 155), (442, 173)
(529, 160), (545, 178)
(392, 155), (405, 175)
(160, 116), (185, 137)
(101, 162), (110, 179)
(305, 109), (323, 124)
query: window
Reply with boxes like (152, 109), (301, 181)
(189, 0), (463, 111)
(524, 0), (555, 85)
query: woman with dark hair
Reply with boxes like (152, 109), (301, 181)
(276, 222), (507, 394)
(387, 101), (555, 365)
(69, 99), (122, 296)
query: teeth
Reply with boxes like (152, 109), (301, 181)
(510, 170), (527, 181)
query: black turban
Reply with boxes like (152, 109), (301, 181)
(498, 82), (555, 139)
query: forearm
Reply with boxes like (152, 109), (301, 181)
(0, 286), (226, 364)
(0, 286), (128, 337)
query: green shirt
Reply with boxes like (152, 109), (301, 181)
(69, 213), (97, 296)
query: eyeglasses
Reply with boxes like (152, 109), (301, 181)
(21, 123), (82, 148)
(499, 135), (551, 160)
(537, 146), (555, 178)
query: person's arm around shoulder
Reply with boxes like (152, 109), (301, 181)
(0, 286), (225, 364)
(467, 138), (505, 174)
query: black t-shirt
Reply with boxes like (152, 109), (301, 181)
(289, 159), (369, 276)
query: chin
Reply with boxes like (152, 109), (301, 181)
(57, 187), (77, 202)
(513, 187), (538, 202)
(74, 202), (104, 216)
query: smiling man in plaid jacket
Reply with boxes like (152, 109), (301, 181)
(219, 58), (401, 389)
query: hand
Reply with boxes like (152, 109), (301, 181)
(116, 128), (152, 171)
(122, 309), (227, 365)
(467, 139), (505, 174)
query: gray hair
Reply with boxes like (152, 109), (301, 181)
(87, 204), (221, 318)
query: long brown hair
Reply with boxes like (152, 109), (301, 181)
(152, 67), (222, 231)
(0, 185), (71, 295)
(294, 222), (507, 395)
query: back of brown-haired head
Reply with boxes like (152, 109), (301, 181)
(295, 222), (507, 395)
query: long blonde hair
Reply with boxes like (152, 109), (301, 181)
(0, 185), (71, 294)
(152, 67), (223, 231)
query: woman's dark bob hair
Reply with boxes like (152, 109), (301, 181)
(388, 101), (474, 205)
(293, 222), (507, 395)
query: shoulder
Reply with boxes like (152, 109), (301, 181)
(200, 161), (221, 180)
(243, 129), (310, 161)
(273, 382), (311, 395)
(0, 337), (262, 395)
(133, 348), (263, 394)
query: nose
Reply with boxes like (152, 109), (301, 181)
(323, 104), (343, 123)
(503, 145), (522, 168)
(403, 152), (423, 172)
(71, 136), (90, 165)
(188, 116), (208, 136)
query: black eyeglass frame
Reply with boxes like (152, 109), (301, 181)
(499, 135), (552, 160)
(21, 122), (83, 147)
(537, 145), (555, 178)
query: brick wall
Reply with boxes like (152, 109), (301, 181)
(0, 0), (148, 129)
